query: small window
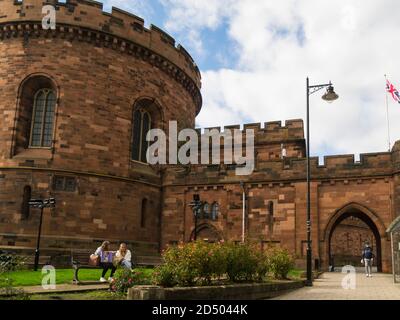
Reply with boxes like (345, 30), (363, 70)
(53, 176), (77, 192)
(132, 108), (152, 163)
(21, 186), (31, 220)
(202, 202), (210, 219)
(141, 198), (147, 228)
(268, 201), (274, 217)
(65, 177), (77, 192)
(211, 202), (219, 220)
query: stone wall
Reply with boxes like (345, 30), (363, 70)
(330, 218), (377, 266)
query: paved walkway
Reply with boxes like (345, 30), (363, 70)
(0, 283), (109, 296)
(273, 272), (400, 300)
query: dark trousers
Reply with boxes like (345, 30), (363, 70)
(100, 262), (116, 278)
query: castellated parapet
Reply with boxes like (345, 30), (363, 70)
(200, 119), (305, 143)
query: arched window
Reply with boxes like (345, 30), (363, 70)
(202, 202), (210, 219)
(30, 89), (56, 147)
(14, 75), (58, 155)
(132, 108), (152, 163)
(141, 198), (148, 228)
(21, 186), (31, 220)
(211, 202), (219, 220)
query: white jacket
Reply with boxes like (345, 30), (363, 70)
(115, 249), (132, 262)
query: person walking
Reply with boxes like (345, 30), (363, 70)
(362, 243), (374, 277)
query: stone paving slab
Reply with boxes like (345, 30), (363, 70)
(5, 283), (110, 296)
(272, 272), (400, 300)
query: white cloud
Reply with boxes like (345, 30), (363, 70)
(160, 0), (400, 157)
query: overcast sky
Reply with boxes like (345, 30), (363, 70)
(99, 0), (400, 161)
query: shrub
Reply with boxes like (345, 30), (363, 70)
(254, 250), (269, 282)
(152, 264), (177, 288)
(266, 248), (295, 280)
(110, 269), (151, 293)
(189, 241), (227, 285)
(0, 253), (29, 299)
(166, 243), (198, 287)
(0, 254), (27, 274)
(152, 241), (272, 287)
(225, 242), (259, 282)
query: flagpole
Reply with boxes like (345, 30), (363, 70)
(385, 74), (392, 151)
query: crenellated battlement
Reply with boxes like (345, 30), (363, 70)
(0, 0), (202, 111)
(198, 119), (304, 144)
(163, 149), (394, 187)
(296, 152), (392, 172)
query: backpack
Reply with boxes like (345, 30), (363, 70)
(364, 247), (373, 259)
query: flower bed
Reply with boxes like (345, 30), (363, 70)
(152, 241), (295, 288)
(111, 241), (295, 294)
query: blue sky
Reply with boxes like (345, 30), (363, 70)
(102, 0), (236, 71)
(100, 0), (400, 160)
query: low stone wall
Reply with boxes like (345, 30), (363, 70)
(127, 281), (304, 300)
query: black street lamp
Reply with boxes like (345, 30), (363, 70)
(28, 198), (56, 271)
(306, 78), (339, 286)
(189, 194), (202, 241)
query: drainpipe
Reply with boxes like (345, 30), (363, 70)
(240, 181), (246, 243)
(391, 232), (396, 283)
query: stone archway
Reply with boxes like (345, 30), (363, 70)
(190, 223), (223, 243)
(323, 203), (386, 272)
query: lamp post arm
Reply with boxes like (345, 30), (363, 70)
(308, 83), (332, 95)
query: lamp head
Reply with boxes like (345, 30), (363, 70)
(322, 85), (339, 103)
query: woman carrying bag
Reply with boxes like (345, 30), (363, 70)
(91, 241), (117, 282)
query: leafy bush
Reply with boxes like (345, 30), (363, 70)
(0, 253), (29, 299)
(0, 254), (27, 274)
(152, 241), (284, 287)
(254, 250), (270, 282)
(110, 269), (152, 293)
(152, 264), (177, 288)
(225, 242), (260, 282)
(266, 247), (295, 280)
(189, 241), (227, 285)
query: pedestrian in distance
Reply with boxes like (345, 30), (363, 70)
(361, 243), (374, 277)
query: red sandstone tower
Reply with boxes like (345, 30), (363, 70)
(0, 0), (201, 260)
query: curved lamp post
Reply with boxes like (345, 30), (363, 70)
(306, 78), (339, 286)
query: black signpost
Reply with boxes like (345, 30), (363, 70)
(28, 198), (56, 271)
(189, 194), (202, 241)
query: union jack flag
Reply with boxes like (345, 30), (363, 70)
(386, 79), (400, 104)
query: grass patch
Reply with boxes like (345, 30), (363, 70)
(287, 269), (305, 280)
(0, 268), (154, 287)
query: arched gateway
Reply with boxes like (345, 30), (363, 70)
(323, 203), (388, 272)
(191, 224), (223, 243)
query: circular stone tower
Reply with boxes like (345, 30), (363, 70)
(0, 0), (202, 260)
